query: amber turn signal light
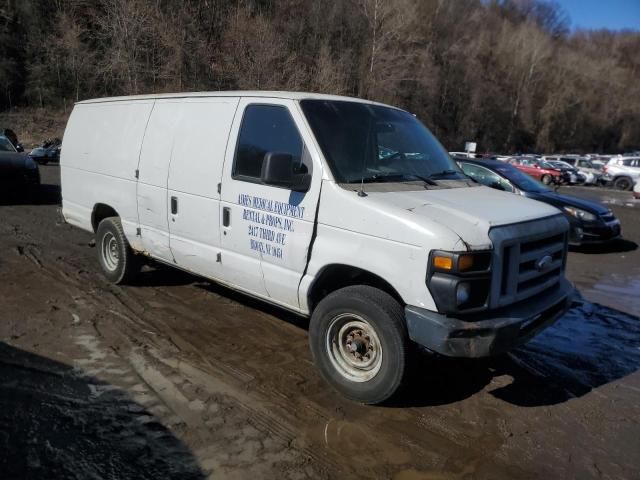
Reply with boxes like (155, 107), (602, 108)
(433, 255), (453, 270)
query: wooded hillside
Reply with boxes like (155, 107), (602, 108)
(1, 0), (638, 152)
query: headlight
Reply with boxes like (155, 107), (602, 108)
(563, 206), (596, 221)
(24, 157), (38, 170)
(427, 250), (492, 313)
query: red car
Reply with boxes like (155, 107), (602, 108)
(507, 157), (563, 185)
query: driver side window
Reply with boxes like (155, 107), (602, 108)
(233, 104), (307, 181)
(460, 163), (514, 192)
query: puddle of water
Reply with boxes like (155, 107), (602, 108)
(513, 301), (640, 393)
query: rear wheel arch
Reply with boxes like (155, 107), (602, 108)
(307, 264), (405, 314)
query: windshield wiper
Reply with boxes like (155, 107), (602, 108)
(427, 169), (460, 179)
(402, 174), (438, 186)
(350, 173), (438, 186)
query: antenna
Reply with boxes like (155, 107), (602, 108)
(358, 176), (367, 197)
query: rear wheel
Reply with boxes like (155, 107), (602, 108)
(613, 176), (633, 191)
(309, 286), (408, 404)
(541, 174), (552, 185)
(96, 216), (141, 284)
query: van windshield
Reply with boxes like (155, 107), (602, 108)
(300, 100), (464, 184)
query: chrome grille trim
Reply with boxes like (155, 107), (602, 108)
(488, 215), (569, 309)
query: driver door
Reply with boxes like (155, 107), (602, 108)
(218, 98), (322, 309)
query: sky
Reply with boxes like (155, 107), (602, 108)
(556, 0), (640, 31)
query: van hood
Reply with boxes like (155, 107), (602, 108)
(367, 185), (562, 249)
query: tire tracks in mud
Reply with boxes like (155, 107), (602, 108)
(4, 223), (339, 477)
(4, 215), (513, 478)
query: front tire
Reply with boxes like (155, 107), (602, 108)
(541, 174), (552, 185)
(613, 176), (633, 191)
(96, 217), (140, 284)
(309, 286), (408, 404)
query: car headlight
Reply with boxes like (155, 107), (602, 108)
(24, 156), (38, 170)
(427, 250), (492, 313)
(563, 206), (596, 221)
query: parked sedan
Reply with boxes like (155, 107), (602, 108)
(545, 160), (585, 184)
(458, 159), (621, 245)
(29, 138), (61, 165)
(506, 157), (563, 185)
(0, 135), (40, 198)
(558, 157), (603, 185)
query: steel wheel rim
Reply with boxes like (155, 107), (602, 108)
(101, 232), (120, 272)
(326, 313), (382, 383)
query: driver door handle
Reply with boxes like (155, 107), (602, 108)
(171, 196), (178, 214)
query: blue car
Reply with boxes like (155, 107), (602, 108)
(457, 158), (621, 246)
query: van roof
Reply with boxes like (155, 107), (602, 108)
(76, 91), (399, 109)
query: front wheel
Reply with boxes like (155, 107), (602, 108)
(541, 174), (553, 185)
(613, 176), (633, 191)
(309, 286), (409, 404)
(96, 216), (141, 284)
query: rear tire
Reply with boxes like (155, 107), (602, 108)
(541, 174), (552, 185)
(309, 285), (408, 404)
(96, 216), (141, 284)
(613, 176), (633, 191)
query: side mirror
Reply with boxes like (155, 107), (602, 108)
(16, 143), (24, 153)
(261, 152), (311, 192)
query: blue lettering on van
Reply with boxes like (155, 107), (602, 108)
(237, 194), (305, 219)
(240, 193), (300, 260)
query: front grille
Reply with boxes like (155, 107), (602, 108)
(489, 216), (569, 308)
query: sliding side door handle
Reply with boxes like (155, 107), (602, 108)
(171, 196), (178, 214)
(223, 206), (230, 227)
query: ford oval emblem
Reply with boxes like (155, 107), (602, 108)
(536, 255), (553, 272)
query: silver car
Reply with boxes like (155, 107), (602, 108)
(560, 157), (603, 185)
(603, 157), (640, 190)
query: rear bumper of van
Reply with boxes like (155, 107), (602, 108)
(405, 278), (576, 358)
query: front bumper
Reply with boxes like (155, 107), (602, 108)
(405, 278), (576, 358)
(569, 219), (621, 245)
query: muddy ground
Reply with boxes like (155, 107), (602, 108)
(1, 166), (639, 479)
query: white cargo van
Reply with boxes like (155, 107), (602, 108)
(61, 92), (575, 404)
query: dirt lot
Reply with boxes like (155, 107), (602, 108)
(1, 166), (639, 479)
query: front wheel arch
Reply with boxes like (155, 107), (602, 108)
(307, 264), (405, 313)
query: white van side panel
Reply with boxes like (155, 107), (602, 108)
(167, 97), (240, 279)
(61, 101), (154, 246)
